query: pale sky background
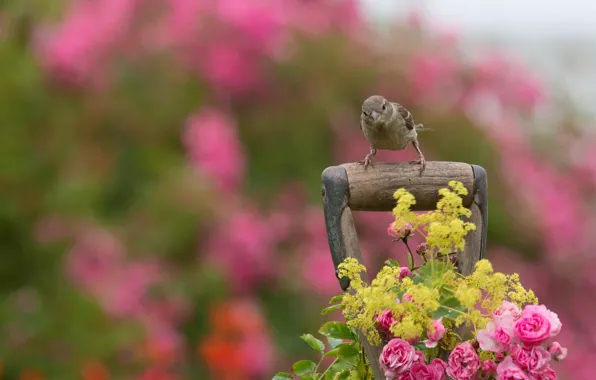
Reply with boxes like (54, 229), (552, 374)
(360, 0), (596, 121)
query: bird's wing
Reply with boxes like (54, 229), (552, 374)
(392, 102), (415, 130)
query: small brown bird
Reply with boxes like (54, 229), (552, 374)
(359, 95), (428, 175)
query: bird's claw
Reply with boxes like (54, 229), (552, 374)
(358, 156), (374, 169)
(409, 155), (426, 176)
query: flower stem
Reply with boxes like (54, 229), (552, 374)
(403, 239), (415, 270)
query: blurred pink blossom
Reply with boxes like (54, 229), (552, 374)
(35, 0), (138, 86)
(183, 107), (245, 193)
(205, 204), (278, 292)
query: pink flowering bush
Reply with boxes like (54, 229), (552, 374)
(0, 0), (592, 378)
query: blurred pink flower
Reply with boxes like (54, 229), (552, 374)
(205, 204), (277, 292)
(66, 227), (125, 289)
(35, 0), (138, 86)
(408, 52), (460, 106)
(183, 108), (245, 193)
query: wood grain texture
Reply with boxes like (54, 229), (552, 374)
(460, 202), (483, 276)
(339, 207), (384, 380)
(341, 161), (474, 212)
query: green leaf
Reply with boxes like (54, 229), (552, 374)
(337, 343), (359, 358)
(321, 304), (344, 315)
(327, 337), (343, 349)
(301, 377), (314, 380)
(318, 322), (355, 340)
(272, 372), (294, 380)
(292, 360), (316, 376)
(333, 369), (351, 380)
(432, 296), (466, 320)
(300, 333), (325, 353)
(324, 347), (341, 357)
(329, 295), (344, 304)
(413, 259), (454, 286)
(328, 357), (359, 373)
(384, 259), (400, 268)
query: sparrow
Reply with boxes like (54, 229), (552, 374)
(358, 95), (428, 175)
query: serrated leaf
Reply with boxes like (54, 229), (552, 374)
(301, 333), (325, 353)
(324, 347), (341, 357)
(415, 259), (453, 286)
(318, 322), (355, 340)
(272, 372), (294, 380)
(328, 357), (358, 373)
(321, 304), (344, 315)
(432, 296), (466, 320)
(327, 337), (343, 349)
(329, 295), (344, 304)
(292, 360), (316, 376)
(337, 343), (359, 358)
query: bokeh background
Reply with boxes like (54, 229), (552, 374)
(1, 0), (595, 379)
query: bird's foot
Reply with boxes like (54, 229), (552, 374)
(358, 156), (374, 169)
(409, 155), (426, 176)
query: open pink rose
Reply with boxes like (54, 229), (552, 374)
(510, 344), (550, 374)
(532, 366), (557, 380)
(493, 301), (521, 322)
(522, 305), (561, 338)
(408, 362), (445, 380)
(423, 317), (446, 348)
(376, 310), (397, 337)
(446, 342), (481, 379)
(496, 356), (529, 379)
(387, 222), (412, 241)
(514, 308), (551, 346)
(379, 338), (417, 377)
(477, 320), (514, 353)
(547, 342), (567, 361)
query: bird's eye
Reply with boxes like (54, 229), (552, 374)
(382, 104), (386, 111)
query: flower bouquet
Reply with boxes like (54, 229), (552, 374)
(273, 182), (566, 380)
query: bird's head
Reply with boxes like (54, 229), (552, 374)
(361, 95), (392, 127)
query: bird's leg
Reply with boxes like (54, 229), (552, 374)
(358, 146), (377, 169)
(409, 139), (426, 175)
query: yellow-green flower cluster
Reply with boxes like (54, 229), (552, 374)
(336, 182), (540, 347)
(392, 181), (476, 254)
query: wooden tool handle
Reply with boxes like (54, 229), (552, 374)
(341, 161), (475, 212)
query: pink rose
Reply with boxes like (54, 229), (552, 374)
(493, 301), (522, 322)
(402, 294), (413, 302)
(431, 358), (447, 372)
(532, 366), (558, 380)
(514, 309), (551, 346)
(408, 362), (445, 380)
(424, 317), (446, 348)
(477, 321), (514, 353)
(482, 359), (497, 374)
(376, 310), (397, 337)
(388, 222), (412, 241)
(399, 267), (412, 279)
(496, 356), (529, 379)
(495, 353), (505, 361)
(379, 338), (417, 377)
(446, 342), (481, 379)
(522, 305), (561, 338)
(510, 345), (550, 374)
(547, 342), (567, 361)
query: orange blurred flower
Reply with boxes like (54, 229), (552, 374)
(81, 360), (109, 380)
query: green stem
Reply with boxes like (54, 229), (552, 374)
(317, 357), (338, 379)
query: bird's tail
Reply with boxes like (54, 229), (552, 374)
(415, 123), (433, 132)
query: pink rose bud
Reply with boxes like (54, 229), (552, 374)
(379, 338), (417, 376)
(449, 255), (457, 265)
(416, 243), (428, 256)
(387, 222), (412, 241)
(481, 359), (497, 374)
(402, 294), (413, 302)
(548, 342), (567, 361)
(495, 353), (505, 361)
(375, 310), (397, 337)
(446, 342), (481, 380)
(423, 317), (446, 348)
(399, 267), (412, 279)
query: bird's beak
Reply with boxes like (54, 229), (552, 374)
(370, 110), (380, 122)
